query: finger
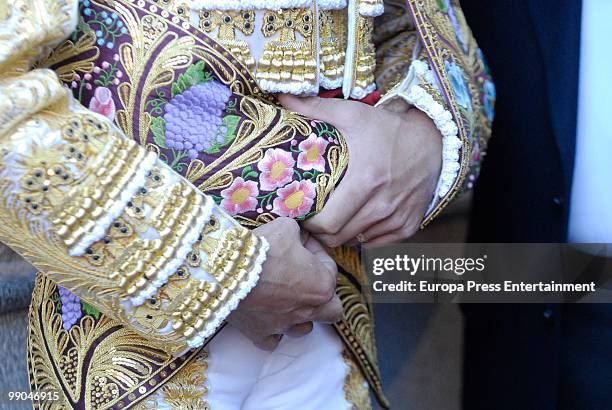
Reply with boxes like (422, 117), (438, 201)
(286, 321), (314, 337)
(277, 94), (362, 129)
(314, 199), (386, 247)
(254, 334), (283, 351)
(367, 224), (419, 245)
(292, 246), (338, 307)
(299, 228), (311, 245)
(301, 179), (369, 239)
(311, 295), (343, 323)
(303, 236), (337, 274)
(355, 210), (411, 245)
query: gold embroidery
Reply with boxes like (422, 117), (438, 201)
(354, 15), (377, 95)
(331, 246), (389, 408)
(35, 31), (100, 83)
(374, 31), (418, 94)
(0, 99), (266, 355)
(17, 152), (75, 215)
(16, 1), (386, 408)
(171, 228), (261, 340)
(27, 274), (206, 409)
(406, 0), (490, 227)
(82, 218), (134, 266)
(319, 9), (347, 89)
(199, 9), (256, 70)
(343, 349), (373, 410)
(131, 350), (210, 409)
(157, 351), (210, 409)
(109, 184), (207, 298)
(257, 8), (317, 93)
(41, 0), (349, 231)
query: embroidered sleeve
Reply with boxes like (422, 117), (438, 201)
(0, 0), (268, 355)
(374, 0), (495, 226)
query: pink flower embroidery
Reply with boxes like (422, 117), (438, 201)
(220, 177), (259, 215)
(257, 148), (295, 191)
(471, 140), (481, 163)
(88, 87), (116, 120)
(297, 134), (329, 172)
(272, 180), (316, 218)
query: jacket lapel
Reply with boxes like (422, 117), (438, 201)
(525, 0), (582, 186)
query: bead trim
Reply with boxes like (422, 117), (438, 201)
(257, 79), (319, 96)
(358, 3), (384, 17)
(187, 235), (269, 347)
(69, 150), (158, 256)
(377, 60), (461, 213)
(187, 0), (311, 11)
(128, 190), (215, 307)
(349, 82), (376, 99)
(320, 75), (344, 90)
(319, 0), (348, 10)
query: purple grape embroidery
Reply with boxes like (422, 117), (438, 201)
(163, 81), (232, 160)
(58, 286), (82, 331)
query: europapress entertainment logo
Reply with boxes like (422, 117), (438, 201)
(363, 243), (608, 303)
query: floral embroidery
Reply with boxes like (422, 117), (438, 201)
(71, 54), (123, 103)
(57, 286), (82, 331)
(89, 86), (116, 119)
(297, 133), (329, 172)
(78, 0), (127, 49)
(272, 180), (316, 218)
(220, 177), (259, 215)
(442, 0), (468, 53)
(58, 0), (348, 228)
(148, 62), (241, 169)
(257, 148), (296, 191)
(445, 60), (472, 111)
(483, 79), (496, 123)
(18, 152), (75, 215)
(163, 81), (232, 160)
(54, 283), (102, 332)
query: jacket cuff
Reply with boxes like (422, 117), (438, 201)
(377, 59), (461, 219)
(0, 70), (268, 355)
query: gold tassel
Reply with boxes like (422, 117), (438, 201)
(353, 14), (376, 95)
(199, 10), (256, 71)
(319, 9), (347, 89)
(257, 9), (318, 93)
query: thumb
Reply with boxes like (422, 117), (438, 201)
(303, 235), (337, 276)
(277, 94), (358, 129)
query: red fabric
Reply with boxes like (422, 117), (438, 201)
(319, 88), (381, 106)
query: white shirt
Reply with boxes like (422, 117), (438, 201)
(568, 0), (612, 244)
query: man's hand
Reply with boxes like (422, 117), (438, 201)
(279, 95), (442, 245)
(227, 217), (342, 350)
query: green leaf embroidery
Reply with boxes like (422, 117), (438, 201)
(222, 114), (240, 137)
(171, 61), (213, 98)
(210, 194), (223, 205)
(240, 165), (259, 180)
(437, 0), (448, 12)
(52, 292), (62, 313)
(204, 115), (241, 154)
(150, 116), (167, 148)
(185, 61), (207, 85)
(241, 165), (252, 178)
(81, 301), (102, 320)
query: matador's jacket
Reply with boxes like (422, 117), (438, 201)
(0, 0), (494, 408)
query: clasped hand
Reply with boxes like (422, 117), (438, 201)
(229, 95), (442, 350)
(280, 94), (442, 245)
